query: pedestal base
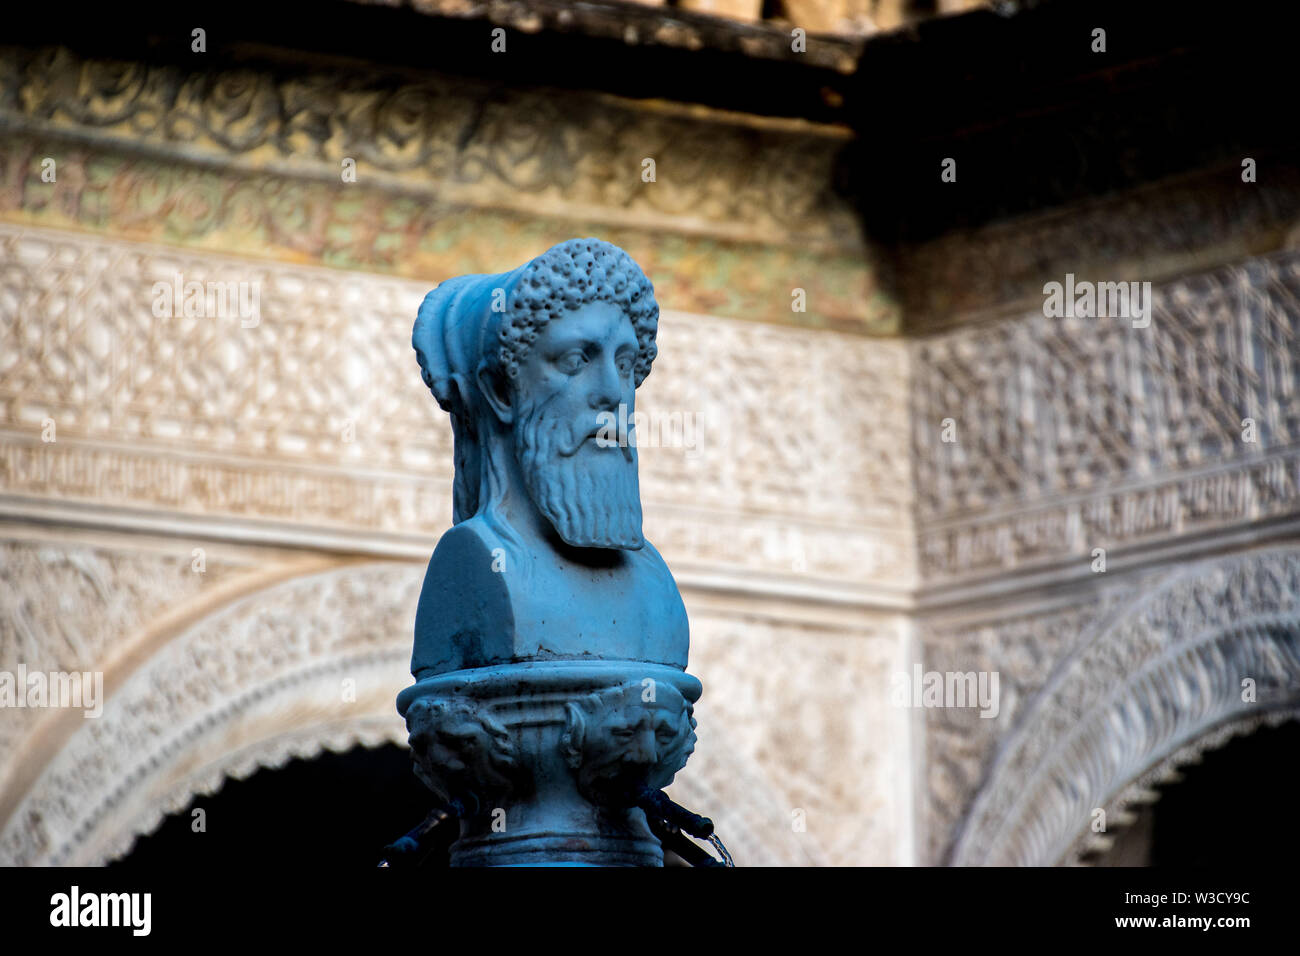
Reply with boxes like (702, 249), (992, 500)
(397, 660), (702, 868)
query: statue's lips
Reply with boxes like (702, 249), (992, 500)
(559, 425), (633, 459)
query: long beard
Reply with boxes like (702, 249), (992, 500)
(515, 398), (644, 550)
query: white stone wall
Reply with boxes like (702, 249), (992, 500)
(3, 221), (1298, 866)
(0, 222), (913, 865)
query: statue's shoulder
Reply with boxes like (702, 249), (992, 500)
(634, 537), (679, 584)
(412, 517), (515, 679)
(430, 515), (508, 564)
(418, 518), (506, 592)
(633, 537), (690, 649)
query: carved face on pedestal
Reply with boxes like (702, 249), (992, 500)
(560, 682), (696, 805)
(406, 697), (520, 816)
(498, 301), (644, 551)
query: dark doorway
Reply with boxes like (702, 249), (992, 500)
(1094, 719), (1300, 866)
(108, 744), (442, 870)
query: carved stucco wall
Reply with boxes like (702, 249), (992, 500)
(0, 218), (911, 866)
(5, 243), (1298, 866)
(912, 251), (1300, 864)
(911, 251), (1300, 587)
(5, 220), (1300, 868)
(4, 40), (1300, 868)
(0, 222), (913, 597)
(919, 548), (1300, 866)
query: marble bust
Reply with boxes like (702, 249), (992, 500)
(409, 238), (689, 677)
(398, 239), (705, 866)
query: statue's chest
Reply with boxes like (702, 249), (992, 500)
(509, 557), (684, 663)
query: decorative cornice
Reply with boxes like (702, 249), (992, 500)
(350, 0), (873, 71)
(917, 452), (1300, 586)
(0, 45), (863, 247)
(0, 41), (894, 332)
(900, 161), (1300, 330)
(0, 135), (886, 335)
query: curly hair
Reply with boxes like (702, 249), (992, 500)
(499, 238), (659, 387)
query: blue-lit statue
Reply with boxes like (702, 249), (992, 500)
(395, 239), (713, 867)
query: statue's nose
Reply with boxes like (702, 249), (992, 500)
(622, 727), (657, 765)
(588, 356), (622, 410)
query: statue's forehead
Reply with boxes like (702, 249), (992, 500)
(532, 301), (634, 342)
(597, 685), (686, 719)
(600, 707), (681, 732)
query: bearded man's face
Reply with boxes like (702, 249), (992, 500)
(510, 301), (644, 550)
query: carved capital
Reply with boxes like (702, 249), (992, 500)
(397, 662), (701, 865)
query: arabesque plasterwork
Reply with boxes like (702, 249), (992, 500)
(3, 39), (1299, 867)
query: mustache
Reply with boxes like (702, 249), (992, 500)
(555, 419), (634, 463)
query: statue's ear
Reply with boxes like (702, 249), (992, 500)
(560, 702), (585, 769)
(476, 360), (513, 425)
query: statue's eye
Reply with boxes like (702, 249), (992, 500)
(615, 354), (634, 377)
(554, 350), (587, 374)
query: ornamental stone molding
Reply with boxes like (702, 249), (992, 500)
(946, 546), (1300, 866)
(1063, 708), (1300, 865)
(0, 553), (418, 866)
(0, 534), (250, 794)
(0, 221), (914, 600)
(0, 46), (858, 251)
(0, 44), (889, 332)
(911, 249), (1300, 587)
(918, 586), (1138, 864)
(900, 160), (1300, 328)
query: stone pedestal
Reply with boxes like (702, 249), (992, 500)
(398, 661), (701, 867)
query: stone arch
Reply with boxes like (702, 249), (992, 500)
(948, 545), (1300, 866)
(1068, 708), (1299, 865)
(0, 561), (421, 865)
(0, 559), (808, 866)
